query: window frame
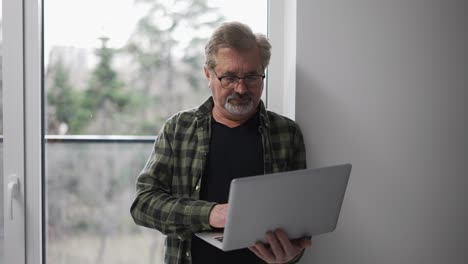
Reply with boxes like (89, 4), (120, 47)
(267, 0), (297, 120)
(24, 0), (44, 262)
(3, 0), (27, 263)
(4, 0), (296, 263)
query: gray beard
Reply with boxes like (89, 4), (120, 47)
(224, 98), (255, 115)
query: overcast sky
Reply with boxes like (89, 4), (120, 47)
(44, 0), (267, 57)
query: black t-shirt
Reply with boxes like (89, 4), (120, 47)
(191, 114), (264, 264)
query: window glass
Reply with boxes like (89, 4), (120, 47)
(44, 1), (267, 263)
(45, 0), (267, 136)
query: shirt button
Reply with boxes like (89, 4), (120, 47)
(195, 185), (200, 190)
(186, 252), (190, 257)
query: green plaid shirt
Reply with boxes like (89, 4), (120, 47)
(131, 97), (307, 264)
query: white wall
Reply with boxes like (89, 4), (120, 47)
(295, 0), (468, 263)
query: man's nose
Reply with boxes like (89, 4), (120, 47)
(233, 79), (248, 94)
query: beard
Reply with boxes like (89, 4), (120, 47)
(224, 93), (256, 115)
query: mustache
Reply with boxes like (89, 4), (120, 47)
(227, 93), (252, 101)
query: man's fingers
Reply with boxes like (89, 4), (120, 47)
(292, 236), (313, 249)
(299, 238), (313, 248)
(248, 245), (264, 260)
(250, 231), (313, 263)
(274, 229), (297, 254)
(252, 242), (275, 262)
(266, 231), (285, 260)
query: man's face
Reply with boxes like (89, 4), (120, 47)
(204, 47), (264, 121)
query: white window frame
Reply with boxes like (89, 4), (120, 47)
(3, 1), (295, 263)
(3, 0), (26, 263)
(24, 0), (43, 262)
(267, 0), (297, 120)
(3, 0), (43, 263)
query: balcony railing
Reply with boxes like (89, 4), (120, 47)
(1, 135), (165, 264)
(0, 134), (157, 143)
(44, 135), (156, 143)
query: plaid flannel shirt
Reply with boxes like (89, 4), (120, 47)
(130, 97), (307, 264)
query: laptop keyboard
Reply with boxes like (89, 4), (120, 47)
(214, 236), (224, 242)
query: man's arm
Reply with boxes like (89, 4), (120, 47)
(208, 203), (228, 228)
(130, 119), (216, 240)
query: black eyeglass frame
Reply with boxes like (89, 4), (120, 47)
(211, 69), (266, 89)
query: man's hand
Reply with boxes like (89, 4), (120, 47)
(209, 203), (228, 228)
(249, 229), (312, 264)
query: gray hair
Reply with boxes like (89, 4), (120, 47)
(205, 21), (271, 70)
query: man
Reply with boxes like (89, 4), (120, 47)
(130, 21), (312, 264)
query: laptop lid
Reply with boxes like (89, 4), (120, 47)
(196, 163), (352, 251)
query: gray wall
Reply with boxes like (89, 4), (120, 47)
(295, 0), (467, 263)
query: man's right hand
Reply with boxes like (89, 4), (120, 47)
(209, 203), (228, 228)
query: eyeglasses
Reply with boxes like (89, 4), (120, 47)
(211, 69), (265, 89)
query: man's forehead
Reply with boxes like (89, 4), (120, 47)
(213, 48), (263, 73)
(217, 67), (262, 75)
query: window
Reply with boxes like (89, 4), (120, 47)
(44, 0), (267, 136)
(44, 1), (267, 263)
(3, 1), (295, 263)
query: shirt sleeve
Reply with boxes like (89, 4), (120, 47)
(130, 118), (216, 240)
(292, 123), (307, 170)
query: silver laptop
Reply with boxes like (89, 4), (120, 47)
(195, 163), (352, 251)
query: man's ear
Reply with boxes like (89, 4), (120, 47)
(203, 65), (212, 81)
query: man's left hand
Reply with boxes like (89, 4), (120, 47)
(249, 229), (312, 264)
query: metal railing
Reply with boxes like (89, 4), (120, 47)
(0, 135), (156, 143)
(44, 135), (156, 143)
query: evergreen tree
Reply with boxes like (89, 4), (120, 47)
(83, 37), (133, 134)
(46, 58), (88, 134)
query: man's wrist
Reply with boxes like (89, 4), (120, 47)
(186, 200), (217, 231)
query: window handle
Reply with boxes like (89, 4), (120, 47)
(7, 175), (20, 220)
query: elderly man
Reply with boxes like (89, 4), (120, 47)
(131, 21), (311, 264)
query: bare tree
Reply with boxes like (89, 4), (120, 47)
(125, 0), (225, 129)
